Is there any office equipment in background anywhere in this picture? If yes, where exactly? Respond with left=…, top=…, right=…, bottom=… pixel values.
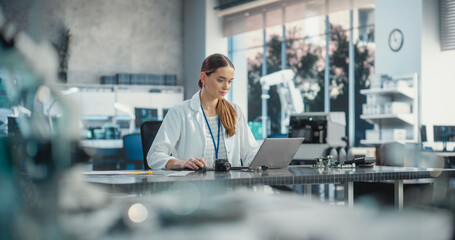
left=145, top=74, right=163, bottom=85
left=113, top=102, right=135, bottom=134
left=100, top=73, right=177, bottom=86
left=135, top=108, right=158, bottom=129
left=344, top=157, right=376, bottom=167
left=420, top=125, right=427, bottom=142
left=164, top=74, right=177, bottom=86
left=86, top=127, right=102, bottom=139
left=104, top=124, right=120, bottom=139
left=433, top=125, right=455, bottom=152
left=100, top=75, right=117, bottom=84
left=289, top=112, right=353, bottom=163
left=140, top=121, right=162, bottom=170
left=131, top=74, right=146, bottom=85
left=116, top=73, right=131, bottom=85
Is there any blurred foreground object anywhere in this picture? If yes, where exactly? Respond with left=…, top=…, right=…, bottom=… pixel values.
left=0, top=7, right=86, bottom=239
left=57, top=187, right=453, bottom=240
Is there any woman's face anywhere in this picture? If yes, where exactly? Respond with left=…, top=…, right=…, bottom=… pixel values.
left=201, top=66, right=234, bottom=100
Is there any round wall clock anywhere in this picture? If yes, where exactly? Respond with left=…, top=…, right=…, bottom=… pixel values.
left=388, top=28, right=404, bottom=52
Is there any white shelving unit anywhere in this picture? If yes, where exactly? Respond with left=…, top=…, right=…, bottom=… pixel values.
left=360, top=73, right=420, bottom=145
left=49, top=83, right=184, bottom=118
left=46, top=83, right=184, bottom=136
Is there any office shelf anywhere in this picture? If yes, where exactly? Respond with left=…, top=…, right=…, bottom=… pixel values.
left=360, top=139, right=412, bottom=145
left=62, top=83, right=183, bottom=93
left=48, top=83, right=184, bottom=118
left=360, top=113, right=415, bottom=125
left=359, top=87, right=414, bottom=99
left=360, top=73, right=420, bottom=146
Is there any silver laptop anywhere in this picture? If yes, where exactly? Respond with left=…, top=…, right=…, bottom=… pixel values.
left=246, top=138, right=304, bottom=169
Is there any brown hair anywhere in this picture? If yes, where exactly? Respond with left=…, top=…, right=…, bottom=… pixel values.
left=198, top=53, right=237, bottom=137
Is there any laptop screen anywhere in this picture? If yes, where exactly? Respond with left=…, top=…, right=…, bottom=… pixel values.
left=248, top=138, right=304, bottom=169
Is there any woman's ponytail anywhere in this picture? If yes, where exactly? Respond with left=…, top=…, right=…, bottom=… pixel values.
left=216, top=98, right=237, bottom=137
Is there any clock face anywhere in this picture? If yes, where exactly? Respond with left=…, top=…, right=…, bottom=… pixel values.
left=389, top=29, right=404, bottom=52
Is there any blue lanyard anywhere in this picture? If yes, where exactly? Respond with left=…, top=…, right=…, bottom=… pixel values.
left=201, top=105, right=220, bottom=159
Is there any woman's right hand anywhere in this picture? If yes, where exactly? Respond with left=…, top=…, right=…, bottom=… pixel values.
left=180, top=157, right=207, bottom=170
left=166, top=158, right=207, bottom=170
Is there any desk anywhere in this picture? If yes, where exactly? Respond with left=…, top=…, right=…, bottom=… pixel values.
left=59, top=186, right=453, bottom=240
left=84, top=166, right=455, bottom=209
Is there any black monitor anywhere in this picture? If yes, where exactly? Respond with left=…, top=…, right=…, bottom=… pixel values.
left=420, top=125, right=427, bottom=142
left=433, top=125, right=455, bottom=151
left=134, top=108, right=159, bottom=128
left=433, top=125, right=455, bottom=142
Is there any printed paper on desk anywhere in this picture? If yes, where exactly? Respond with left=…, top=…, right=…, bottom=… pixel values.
left=83, top=170, right=154, bottom=175
left=167, top=171, right=193, bottom=177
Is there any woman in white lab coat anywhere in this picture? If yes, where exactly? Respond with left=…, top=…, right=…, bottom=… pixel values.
left=147, top=53, right=259, bottom=170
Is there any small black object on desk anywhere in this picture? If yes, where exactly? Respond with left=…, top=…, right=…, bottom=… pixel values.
left=344, top=157, right=376, bottom=168
left=215, top=159, right=231, bottom=172
left=183, top=166, right=207, bottom=173
left=197, top=166, right=207, bottom=173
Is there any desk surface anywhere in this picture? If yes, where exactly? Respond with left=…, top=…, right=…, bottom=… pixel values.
left=76, top=166, right=455, bottom=239
left=83, top=166, right=455, bottom=192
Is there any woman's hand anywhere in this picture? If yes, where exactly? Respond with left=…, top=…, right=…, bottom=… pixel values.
left=165, top=158, right=207, bottom=170
left=181, top=157, right=207, bottom=170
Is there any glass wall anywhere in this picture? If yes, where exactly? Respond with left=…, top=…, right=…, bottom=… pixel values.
left=285, top=16, right=326, bottom=113
left=352, top=8, right=375, bottom=145
left=232, top=8, right=375, bottom=145
left=245, top=30, right=264, bottom=139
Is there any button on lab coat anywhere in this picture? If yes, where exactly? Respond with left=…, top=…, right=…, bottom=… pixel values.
left=147, top=91, right=259, bottom=169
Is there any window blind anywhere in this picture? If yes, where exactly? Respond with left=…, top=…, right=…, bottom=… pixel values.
left=441, top=0, right=455, bottom=51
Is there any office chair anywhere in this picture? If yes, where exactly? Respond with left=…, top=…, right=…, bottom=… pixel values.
left=122, top=133, right=144, bottom=170
left=140, top=120, right=162, bottom=170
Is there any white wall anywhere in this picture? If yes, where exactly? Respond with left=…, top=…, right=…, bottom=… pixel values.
left=183, top=0, right=206, bottom=99
left=0, top=0, right=184, bottom=85
left=375, top=0, right=422, bottom=76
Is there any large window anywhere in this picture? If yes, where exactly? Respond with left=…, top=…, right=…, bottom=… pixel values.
left=286, top=16, right=326, bottom=113
left=232, top=8, right=375, bottom=145
left=245, top=29, right=264, bottom=136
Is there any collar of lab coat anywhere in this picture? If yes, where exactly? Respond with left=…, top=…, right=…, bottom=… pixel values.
left=189, top=90, right=202, bottom=112
left=189, top=91, right=206, bottom=137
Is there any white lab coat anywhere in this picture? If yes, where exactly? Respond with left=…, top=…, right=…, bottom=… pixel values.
left=147, top=91, right=259, bottom=169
